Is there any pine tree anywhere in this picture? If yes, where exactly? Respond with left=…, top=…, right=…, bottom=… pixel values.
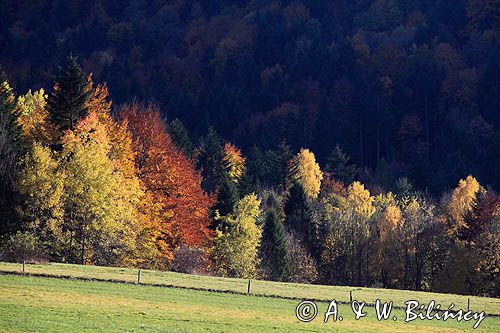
left=326, top=144, right=358, bottom=185
left=262, top=210, right=291, bottom=281
left=48, top=56, right=91, bottom=132
left=167, top=118, right=193, bottom=159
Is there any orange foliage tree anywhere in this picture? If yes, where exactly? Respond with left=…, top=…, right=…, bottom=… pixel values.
left=119, top=102, right=214, bottom=253
left=85, top=83, right=165, bottom=267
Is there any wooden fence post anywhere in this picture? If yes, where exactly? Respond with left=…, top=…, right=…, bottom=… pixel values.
left=247, top=280, right=251, bottom=294
left=349, top=290, right=353, bottom=304
left=138, top=270, right=141, bottom=284
left=22, top=260, right=25, bottom=273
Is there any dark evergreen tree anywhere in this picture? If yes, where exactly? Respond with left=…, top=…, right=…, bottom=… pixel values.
left=167, top=118, right=193, bottom=159
left=245, top=146, right=265, bottom=189
left=326, top=144, right=358, bottom=184
left=0, top=65, right=7, bottom=84
left=47, top=56, right=91, bottom=131
left=284, top=182, right=318, bottom=257
left=196, top=127, right=225, bottom=194
left=214, top=174, right=240, bottom=217
left=0, top=77, right=23, bottom=235
left=261, top=210, right=291, bottom=281
left=264, top=140, right=293, bottom=190
left=238, top=168, right=259, bottom=196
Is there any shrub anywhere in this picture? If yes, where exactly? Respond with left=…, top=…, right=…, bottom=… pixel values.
left=0, top=231, right=45, bottom=263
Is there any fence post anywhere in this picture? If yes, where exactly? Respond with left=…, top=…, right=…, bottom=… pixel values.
left=349, top=290, right=353, bottom=304
left=468, top=298, right=470, bottom=311
left=137, top=270, right=141, bottom=284
left=22, top=260, right=25, bottom=273
left=247, top=279, right=251, bottom=294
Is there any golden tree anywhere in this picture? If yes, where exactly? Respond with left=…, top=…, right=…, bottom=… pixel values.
left=289, top=148, right=323, bottom=199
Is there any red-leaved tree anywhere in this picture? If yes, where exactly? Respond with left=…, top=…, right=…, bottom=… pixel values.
left=119, top=102, right=214, bottom=253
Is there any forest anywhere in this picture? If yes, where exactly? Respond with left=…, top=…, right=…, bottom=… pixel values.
left=0, top=0, right=499, bottom=297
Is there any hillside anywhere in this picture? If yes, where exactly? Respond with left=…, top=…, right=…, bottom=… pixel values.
left=2, top=0, right=500, bottom=191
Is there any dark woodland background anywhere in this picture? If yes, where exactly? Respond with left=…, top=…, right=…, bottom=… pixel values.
left=2, top=0, right=500, bottom=194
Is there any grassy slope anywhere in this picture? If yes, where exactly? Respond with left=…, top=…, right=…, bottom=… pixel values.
left=0, top=262, right=498, bottom=315
left=0, top=274, right=498, bottom=332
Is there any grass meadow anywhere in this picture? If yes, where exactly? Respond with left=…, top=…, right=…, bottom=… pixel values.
left=0, top=262, right=498, bottom=332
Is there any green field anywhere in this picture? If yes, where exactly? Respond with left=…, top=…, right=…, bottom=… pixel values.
left=0, top=262, right=499, bottom=332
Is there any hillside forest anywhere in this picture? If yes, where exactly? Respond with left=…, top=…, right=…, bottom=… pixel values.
left=0, top=0, right=499, bottom=297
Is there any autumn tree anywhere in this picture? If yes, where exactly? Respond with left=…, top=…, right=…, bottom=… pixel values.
left=320, top=182, right=375, bottom=286
left=213, top=193, right=262, bottom=278
left=120, top=102, right=214, bottom=257
left=48, top=56, right=91, bottom=132
left=286, top=231, right=318, bottom=283
left=223, top=143, right=246, bottom=183
left=59, top=113, right=141, bottom=265
left=16, top=89, right=54, bottom=145
left=461, top=190, right=500, bottom=241
left=370, top=192, right=402, bottom=287
left=289, top=148, right=323, bottom=199
left=86, top=84, right=162, bottom=268
left=16, top=143, right=64, bottom=258
left=444, top=175, right=482, bottom=237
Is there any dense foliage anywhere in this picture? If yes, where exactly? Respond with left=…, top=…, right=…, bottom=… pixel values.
left=0, top=2, right=499, bottom=297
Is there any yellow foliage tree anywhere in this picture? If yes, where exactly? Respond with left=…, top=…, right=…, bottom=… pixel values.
left=373, top=192, right=402, bottom=239
left=85, top=84, right=163, bottom=267
left=289, top=148, right=323, bottom=199
left=16, top=143, right=65, bottom=252
left=446, top=175, right=482, bottom=236
left=223, top=142, right=246, bottom=183
left=213, top=193, right=262, bottom=278
left=16, top=89, right=56, bottom=145
left=60, top=113, right=142, bottom=266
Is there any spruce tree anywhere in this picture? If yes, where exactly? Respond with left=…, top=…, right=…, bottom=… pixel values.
left=264, top=140, right=292, bottom=189
left=48, top=56, right=91, bottom=132
left=245, top=146, right=265, bottom=189
left=326, top=144, right=357, bottom=185
left=197, top=127, right=225, bottom=194
left=214, top=174, right=240, bottom=218
left=262, top=210, right=291, bottom=281
left=167, top=118, right=193, bottom=159
left=0, top=78, right=23, bottom=235
left=284, top=182, right=318, bottom=256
